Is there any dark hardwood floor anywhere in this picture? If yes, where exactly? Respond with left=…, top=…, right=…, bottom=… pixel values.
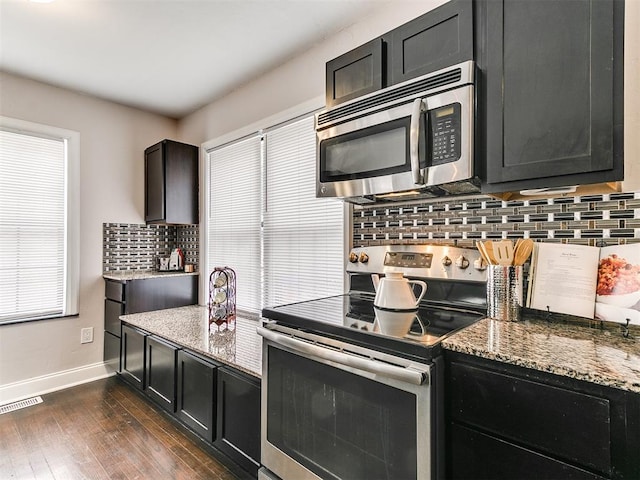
left=0, top=376, right=250, bottom=480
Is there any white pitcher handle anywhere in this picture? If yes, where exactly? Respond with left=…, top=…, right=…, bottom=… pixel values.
left=409, top=280, right=427, bottom=306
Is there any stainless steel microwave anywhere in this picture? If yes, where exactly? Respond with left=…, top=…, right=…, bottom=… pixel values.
left=316, top=61, right=479, bottom=203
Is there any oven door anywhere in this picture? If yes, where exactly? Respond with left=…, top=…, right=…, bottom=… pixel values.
left=316, top=84, right=473, bottom=199
left=258, top=324, right=434, bottom=480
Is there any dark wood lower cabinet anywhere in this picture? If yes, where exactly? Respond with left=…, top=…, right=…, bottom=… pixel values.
left=215, top=367, right=261, bottom=477
left=119, top=322, right=260, bottom=477
left=445, top=351, right=640, bottom=480
left=145, top=335, right=179, bottom=413
left=450, top=423, right=606, bottom=480
left=121, top=325, right=147, bottom=390
left=104, top=331, right=121, bottom=373
left=177, top=349, right=219, bottom=443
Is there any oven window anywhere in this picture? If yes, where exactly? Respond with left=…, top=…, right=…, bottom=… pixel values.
left=266, top=346, right=418, bottom=480
left=320, top=117, right=414, bottom=182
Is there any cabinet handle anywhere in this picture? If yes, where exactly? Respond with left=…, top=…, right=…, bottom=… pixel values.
left=258, top=325, right=428, bottom=386
left=410, top=98, right=426, bottom=185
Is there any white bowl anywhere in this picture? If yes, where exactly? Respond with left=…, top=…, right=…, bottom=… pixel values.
left=596, top=290, right=640, bottom=309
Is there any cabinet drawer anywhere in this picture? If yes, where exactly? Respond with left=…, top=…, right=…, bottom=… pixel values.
left=449, top=423, right=606, bottom=480
left=105, top=280, right=125, bottom=302
left=325, top=38, right=383, bottom=107
left=449, top=361, right=612, bottom=476
left=104, top=299, right=124, bottom=336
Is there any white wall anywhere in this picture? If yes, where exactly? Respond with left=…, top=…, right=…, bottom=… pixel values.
left=0, top=72, right=177, bottom=403
left=178, top=0, right=446, bottom=145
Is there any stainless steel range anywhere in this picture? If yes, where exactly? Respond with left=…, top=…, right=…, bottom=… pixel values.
left=258, top=245, right=487, bottom=480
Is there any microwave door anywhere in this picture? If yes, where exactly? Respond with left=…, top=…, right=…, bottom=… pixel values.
left=317, top=103, right=420, bottom=198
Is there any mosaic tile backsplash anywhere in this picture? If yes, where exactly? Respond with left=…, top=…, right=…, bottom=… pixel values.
left=103, top=223, right=199, bottom=272
left=352, top=192, right=640, bottom=248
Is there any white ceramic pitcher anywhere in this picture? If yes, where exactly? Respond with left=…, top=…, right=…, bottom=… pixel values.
left=372, top=272, right=427, bottom=310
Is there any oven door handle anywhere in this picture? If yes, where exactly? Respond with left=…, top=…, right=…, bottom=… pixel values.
left=257, top=326, right=428, bottom=386
left=410, top=97, right=426, bottom=186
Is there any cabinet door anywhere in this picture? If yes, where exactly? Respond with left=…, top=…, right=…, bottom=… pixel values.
left=144, top=142, right=165, bottom=223
left=176, top=350, right=218, bottom=442
left=389, top=0, right=473, bottom=85
left=163, top=140, right=199, bottom=225
left=325, top=38, right=383, bottom=107
left=480, top=0, right=624, bottom=191
left=145, top=335, right=179, bottom=412
left=215, top=367, right=261, bottom=476
left=121, top=324, right=147, bottom=390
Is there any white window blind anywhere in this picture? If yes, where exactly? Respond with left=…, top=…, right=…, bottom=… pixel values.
left=208, top=135, right=262, bottom=315
left=263, top=116, right=345, bottom=307
left=0, top=122, right=79, bottom=324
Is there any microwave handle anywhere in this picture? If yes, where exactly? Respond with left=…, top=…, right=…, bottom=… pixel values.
left=410, top=98, right=426, bottom=185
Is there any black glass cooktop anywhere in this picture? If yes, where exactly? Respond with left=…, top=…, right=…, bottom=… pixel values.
left=262, top=293, right=484, bottom=362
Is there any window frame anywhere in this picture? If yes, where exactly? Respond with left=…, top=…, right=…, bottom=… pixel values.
left=0, top=116, right=80, bottom=325
left=200, top=107, right=349, bottom=314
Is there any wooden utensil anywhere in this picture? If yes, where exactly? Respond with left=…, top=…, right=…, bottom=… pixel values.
left=476, top=241, right=491, bottom=265
left=483, top=240, right=498, bottom=265
left=513, top=239, right=534, bottom=265
left=494, top=240, right=514, bottom=266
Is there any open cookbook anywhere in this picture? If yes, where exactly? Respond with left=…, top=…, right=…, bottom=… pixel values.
left=526, top=242, right=640, bottom=325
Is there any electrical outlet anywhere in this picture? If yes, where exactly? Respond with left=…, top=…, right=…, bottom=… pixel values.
left=80, top=327, right=94, bottom=344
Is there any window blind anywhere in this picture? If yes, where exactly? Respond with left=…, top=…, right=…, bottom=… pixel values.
left=0, top=130, right=67, bottom=322
left=263, top=116, right=345, bottom=307
left=208, top=135, right=262, bottom=315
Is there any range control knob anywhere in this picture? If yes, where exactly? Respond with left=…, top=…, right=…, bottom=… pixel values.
left=359, top=252, right=369, bottom=263
left=473, top=258, right=487, bottom=271
left=348, top=251, right=358, bottom=263
left=442, top=256, right=452, bottom=267
left=455, top=255, right=470, bottom=269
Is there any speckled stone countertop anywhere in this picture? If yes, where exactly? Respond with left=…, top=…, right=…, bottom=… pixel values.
left=104, top=270, right=200, bottom=281
left=442, top=314, right=640, bottom=394
left=120, top=305, right=261, bottom=378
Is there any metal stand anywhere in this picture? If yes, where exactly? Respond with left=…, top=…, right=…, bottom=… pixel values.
left=208, top=267, right=236, bottom=331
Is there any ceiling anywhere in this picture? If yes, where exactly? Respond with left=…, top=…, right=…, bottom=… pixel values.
left=0, top=0, right=398, bottom=119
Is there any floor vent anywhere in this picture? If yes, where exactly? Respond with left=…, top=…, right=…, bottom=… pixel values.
left=0, top=396, right=43, bottom=415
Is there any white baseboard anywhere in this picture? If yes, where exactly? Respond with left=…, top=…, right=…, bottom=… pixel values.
left=0, top=362, right=114, bottom=405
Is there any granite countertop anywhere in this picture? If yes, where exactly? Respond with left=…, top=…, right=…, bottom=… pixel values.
left=442, top=314, right=640, bottom=394
left=120, top=305, right=261, bottom=378
left=104, top=270, right=200, bottom=281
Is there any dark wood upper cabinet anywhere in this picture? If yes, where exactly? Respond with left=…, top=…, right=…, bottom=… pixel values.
left=388, top=0, right=473, bottom=85
left=145, top=139, right=198, bottom=225
left=325, top=0, right=473, bottom=108
left=325, top=38, right=383, bottom=108
left=479, top=0, right=625, bottom=194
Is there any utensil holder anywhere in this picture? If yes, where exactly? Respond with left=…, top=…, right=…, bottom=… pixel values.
left=487, top=265, right=523, bottom=321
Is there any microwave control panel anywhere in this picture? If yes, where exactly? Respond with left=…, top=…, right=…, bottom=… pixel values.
left=429, top=102, right=461, bottom=166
